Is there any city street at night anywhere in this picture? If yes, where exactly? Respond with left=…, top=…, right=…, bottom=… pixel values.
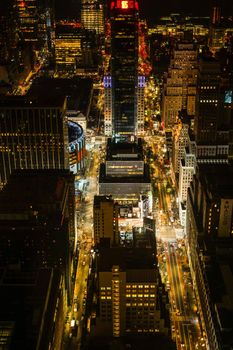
left=0, top=1, right=233, bottom=349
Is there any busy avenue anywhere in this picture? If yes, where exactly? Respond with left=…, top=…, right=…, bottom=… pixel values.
left=62, top=143, right=103, bottom=349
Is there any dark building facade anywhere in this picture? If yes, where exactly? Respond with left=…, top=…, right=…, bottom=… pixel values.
left=194, top=57, right=221, bottom=145
left=16, top=0, right=39, bottom=43
left=93, top=195, right=119, bottom=245
left=0, top=0, right=18, bottom=64
left=186, top=164, right=233, bottom=350
left=0, top=268, right=64, bottom=350
left=110, top=0, right=139, bottom=138
left=194, top=57, right=232, bottom=144
left=0, top=96, right=69, bottom=189
left=0, top=169, right=76, bottom=303
left=193, top=56, right=233, bottom=162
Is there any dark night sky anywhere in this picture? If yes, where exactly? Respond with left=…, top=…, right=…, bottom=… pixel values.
left=140, top=0, right=233, bottom=22
left=53, top=0, right=233, bottom=22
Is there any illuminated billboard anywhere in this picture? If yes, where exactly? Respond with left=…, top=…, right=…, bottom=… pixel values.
left=225, top=90, right=232, bottom=104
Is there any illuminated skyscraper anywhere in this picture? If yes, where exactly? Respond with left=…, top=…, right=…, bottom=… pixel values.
left=110, top=0, right=139, bottom=139
left=162, top=42, right=197, bottom=130
left=55, top=23, right=82, bottom=71
left=16, top=0, right=39, bottom=42
left=104, top=75, right=113, bottom=136
left=136, top=75, right=146, bottom=135
left=81, top=0, right=104, bottom=35
left=211, top=5, right=221, bottom=25
left=209, top=2, right=224, bottom=52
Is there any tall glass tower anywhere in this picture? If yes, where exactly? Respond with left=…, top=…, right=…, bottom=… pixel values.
left=110, top=0, right=139, bottom=139
left=81, top=0, right=104, bottom=35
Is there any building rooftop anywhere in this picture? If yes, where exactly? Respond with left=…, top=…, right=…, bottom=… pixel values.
left=68, top=120, right=84, bottom=143
left=87, top=334, right=176, bottom=350
left=106, top=138, right=144, bottom=161
left=55, top=23, right=82, bottom=36
left=94, top=195, right=114, bottom=207
left=0, top=169, right=74, bottom=214
left=28, top=77, right=93, bottom=113
left=198, top=164, right=233, bottom=198
left=99, top=164, right=151, bottom=184
left=0, top=94, right=66, bottom=109
left=98, top=246, right=156, bottom=275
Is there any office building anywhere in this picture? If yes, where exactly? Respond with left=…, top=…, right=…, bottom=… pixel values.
left=16, top=0, right=39, bottom=43
left=81, top=0, right=104, bottom=35
left=110, top=0, right=139, bottom=138
left=211, top=5, right=221, bottom=26
left=171, top=113, right=196, bottom=227
left=0, top=0, right=18, bottom=64
left=194, top=57, right=221, bottom=145
left=55, top=23, right=83, bottom=71
left=209, top=3, right=224, bottom=53
left=136, top=76, right=146, bottom=135
left=99, top=163, right=151, bottom=200
left=0, top=96, right=69, bottom=189
left=187, top=164, right=233, bottom=239
left=148, top=14, right=210, bottom=39
left=94, top=231, right=170, bottom=338
left=0, top=1, right=21, bottom=90
left=0, top=169, right=76, bottom=303
left=37, top=3, right=55, bottom=56
left=175, top=68, right=232, bottom=225
left=194, top=57, right=231, bottom=163
left=99, top=139, right=151, bottom=201
left=93, top=195, right=148, bottom=247
left=104, top=75, right=113, bottom=136
left=162, top=42, right=197, bottom=130
left=178, top=140, right=196, bottom=204
left=93, top=196, right=119, bottom=246
left=172, top=113, right=191, bottom=177
left=28, top=77, right=93, bottom=119
left=178, top=146, right=196, bottom=227
left=186, top=164, right=233, bottom=350
left=105, top=138, right=144, bottom=177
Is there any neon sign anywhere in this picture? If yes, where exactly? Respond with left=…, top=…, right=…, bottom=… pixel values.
left=114, top=0, right=138, bottom=10
left=121, top=1, right=129, bottom=8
